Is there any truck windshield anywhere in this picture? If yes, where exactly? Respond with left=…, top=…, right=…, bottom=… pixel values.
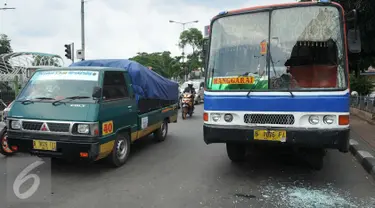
left=206, top=5, right=346, bottom=91
left=17, top=70, right=99, bottom=102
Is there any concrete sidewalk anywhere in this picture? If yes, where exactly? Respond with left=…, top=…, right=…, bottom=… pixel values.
left=349, top=115, right=375, bottom=180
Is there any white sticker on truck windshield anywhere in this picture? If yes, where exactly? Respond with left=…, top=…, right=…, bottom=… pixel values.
left=141, top=117, right=148, bottom=129
left=33, top=71, right=99, bottom=81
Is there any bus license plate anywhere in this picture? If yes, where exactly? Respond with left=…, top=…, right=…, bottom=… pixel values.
left=33, top=140, right=57, bottom=151
left=253, top=130, right=286, bottom=142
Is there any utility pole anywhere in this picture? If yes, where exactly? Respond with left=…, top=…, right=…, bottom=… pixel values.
left=81, top=0, right=85, bottom=61
left=169, top=20, right=199, bottom=82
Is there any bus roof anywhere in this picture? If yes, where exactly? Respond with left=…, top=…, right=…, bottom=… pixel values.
left=221, top=1, right=341, bottom=16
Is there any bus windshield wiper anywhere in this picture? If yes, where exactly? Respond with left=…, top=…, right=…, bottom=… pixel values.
left=246, top=88, right=253, bottom=97
left=286, top=87, right=294, bottom=97
left=52, top=96, right=90, bottom=106
left=20, top=97, right=55, bottom=105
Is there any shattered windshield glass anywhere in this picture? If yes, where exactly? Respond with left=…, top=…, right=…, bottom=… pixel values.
left=206, top=6, right=346, bottom=91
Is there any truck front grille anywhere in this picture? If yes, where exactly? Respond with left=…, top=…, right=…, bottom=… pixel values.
left=22, top=121, right=70, bottom=132
left=22, top=121, right=43, bottom=130
left=47, top=123, right=70, bottom=132
left=244, top=114, right=295, bottom=125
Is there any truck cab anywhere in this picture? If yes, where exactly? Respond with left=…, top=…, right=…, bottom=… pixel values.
left=6, top=64, right=178, bottom=167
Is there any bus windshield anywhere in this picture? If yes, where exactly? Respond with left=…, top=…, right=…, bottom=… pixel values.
left=206, top=5, right=346, bottom=91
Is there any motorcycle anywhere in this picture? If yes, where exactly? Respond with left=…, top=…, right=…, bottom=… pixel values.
left=0, top=100, right=15, bottom=156
left=181, top=92, right=194, bottom=119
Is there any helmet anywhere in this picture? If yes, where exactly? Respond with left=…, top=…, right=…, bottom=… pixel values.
left=186, top=81, right=193, bottom=87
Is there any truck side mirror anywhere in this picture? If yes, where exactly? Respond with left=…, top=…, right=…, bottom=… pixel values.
left=92, top=86, right=102, bottom=99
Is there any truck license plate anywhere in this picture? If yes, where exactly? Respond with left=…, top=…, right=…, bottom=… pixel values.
left=33, top=140, right=57, bottom=151
left=253, top=130, right=286, bottom=142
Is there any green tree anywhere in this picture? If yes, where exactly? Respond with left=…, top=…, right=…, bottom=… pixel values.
left=178, top=28, right=204, bottom=76
left=350, top=73, right=374, bottom=95
left=179, top=28, right=203, bottom=54
left=129, top=51, right=182, bottom=79
left=32, top=55, right=62, bottom=67
left=0, top=34, right=12, bottom=54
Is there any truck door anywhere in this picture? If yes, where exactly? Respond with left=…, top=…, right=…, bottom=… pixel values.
left=99, top=71, right=137, bottom=137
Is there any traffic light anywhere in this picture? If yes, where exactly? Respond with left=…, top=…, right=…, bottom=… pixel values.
left=64, top=44, right=72, bottom=60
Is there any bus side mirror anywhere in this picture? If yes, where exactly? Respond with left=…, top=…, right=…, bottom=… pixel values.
left=92, top=86, right=102, bottom=99
left=345, top=9, right=361, bottom=53
left=347, top=29, right=361, bottom=53
left=202, top=38, right=209, bottom=58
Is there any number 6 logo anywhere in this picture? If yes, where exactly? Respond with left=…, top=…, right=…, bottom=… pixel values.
left=13, top=160, right=45, bottom=199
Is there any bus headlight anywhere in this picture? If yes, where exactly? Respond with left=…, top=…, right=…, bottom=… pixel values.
left=308, top=115, right=319, bottom=125
left=323, top=115, right=335, bottom=125
left=211, top=113, right=221, bottom=122
left=224, top=114, right=233, bottom=122
left=11, top=120, right=21, bottom=129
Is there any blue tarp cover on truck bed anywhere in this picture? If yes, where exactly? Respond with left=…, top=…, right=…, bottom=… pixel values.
left=69, top=59, right=179, bottom=102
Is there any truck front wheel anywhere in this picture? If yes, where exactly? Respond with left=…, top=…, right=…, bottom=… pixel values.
left=108, top=133, right=131, bottom=167
left=226, top=143, right=246, bottom=162
left=0, top=129, right=14, bottom=156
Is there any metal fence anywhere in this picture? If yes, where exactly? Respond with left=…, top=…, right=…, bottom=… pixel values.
left=0, top=91, right=15, bottom=111
left=350, top=96, right=375, bottom=113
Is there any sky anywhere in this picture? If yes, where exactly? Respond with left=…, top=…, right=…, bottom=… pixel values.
left=0, top=0, right=292, bottom=66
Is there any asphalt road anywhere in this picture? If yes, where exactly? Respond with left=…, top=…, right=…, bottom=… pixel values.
left=1, top=104, right=375, bottom=208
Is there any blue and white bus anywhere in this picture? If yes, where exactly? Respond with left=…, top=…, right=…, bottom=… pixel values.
left=203, top=0, right=361, bottom=169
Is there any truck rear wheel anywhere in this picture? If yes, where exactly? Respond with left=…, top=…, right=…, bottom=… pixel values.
left=108, top=133, right=131, bottom=167
left=226, top=143, right=246, bottom=162
left=154, top=120, right=168, bottom=142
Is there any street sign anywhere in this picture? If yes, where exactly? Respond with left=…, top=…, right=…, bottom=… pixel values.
left=77, top=49, right=85, bottom=60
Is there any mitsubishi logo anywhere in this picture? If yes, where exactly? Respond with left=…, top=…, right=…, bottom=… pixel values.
left=40, top=123, right=49, bottom=131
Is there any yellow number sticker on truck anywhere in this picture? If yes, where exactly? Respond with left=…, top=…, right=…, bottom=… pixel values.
left=102, top=120, right=113, bottom=136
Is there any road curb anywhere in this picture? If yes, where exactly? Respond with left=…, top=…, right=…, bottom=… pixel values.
left=349, top=139, right=375, bottom=180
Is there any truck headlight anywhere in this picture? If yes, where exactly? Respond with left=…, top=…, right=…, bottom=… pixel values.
left=211, top=113, right=221, bottom=122
left=308, top=115, right=319, bottom=125
left=77, top=124, right=89, bottom=134
left=11, top=120, right=21, bottom=129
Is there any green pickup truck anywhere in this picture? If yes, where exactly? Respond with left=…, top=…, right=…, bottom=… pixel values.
left=6, top=59, right=178, bottom=167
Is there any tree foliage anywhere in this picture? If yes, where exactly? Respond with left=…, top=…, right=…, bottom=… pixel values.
left=179, top=28, right=204, bottom=75
left=129, top=51, right=182, bottom=79
left=130, top=28, right=205, bottom=81
left=179, top=28, right=203, bottom=54
left=32, top=55, right=62, bottom=67
left=0, top=34, right=13, bottom=55
left=350, top=73, right=374, bottom=95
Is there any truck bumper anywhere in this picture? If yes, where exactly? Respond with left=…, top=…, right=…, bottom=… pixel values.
left=7, top=131, right=100, bottom=161
left=203, top=124, right=350, bottom=153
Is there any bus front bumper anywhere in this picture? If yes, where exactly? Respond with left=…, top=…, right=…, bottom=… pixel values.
left=203, top=124, right=350, bottom=153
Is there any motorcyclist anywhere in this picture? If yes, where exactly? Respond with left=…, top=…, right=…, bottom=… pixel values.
left=183, top=81, right=196, bottom=111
